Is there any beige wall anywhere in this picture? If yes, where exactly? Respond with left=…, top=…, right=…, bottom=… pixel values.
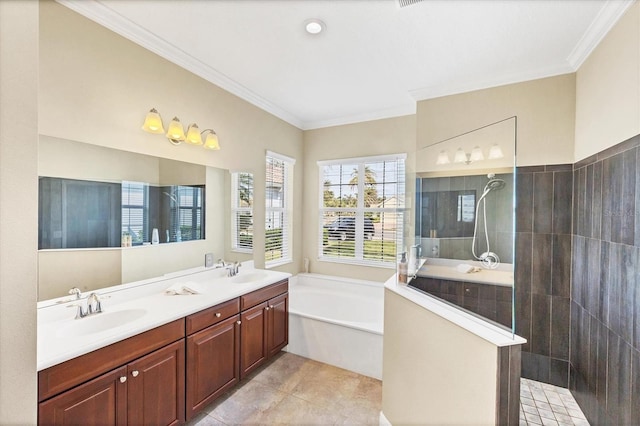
left=0, top=0, right=39, bottom=423
left=417, top=74, right=577, bottom=167
left=382, top=289, right=499, bottom=424
left=302, top=115, right=416, bottom=282
left=38, top=1, right=304, bottom=290
left=575, top=1, right=640, bottom=161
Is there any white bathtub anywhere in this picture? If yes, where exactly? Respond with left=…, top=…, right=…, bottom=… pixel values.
left=286, top=273, right=384, bottom=379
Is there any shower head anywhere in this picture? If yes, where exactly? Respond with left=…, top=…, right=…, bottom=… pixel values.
left=485, top=178, right=506, bottom=191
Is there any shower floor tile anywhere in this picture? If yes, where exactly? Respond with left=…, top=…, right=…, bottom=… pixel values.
left=520, top=378, right=589, bottom=426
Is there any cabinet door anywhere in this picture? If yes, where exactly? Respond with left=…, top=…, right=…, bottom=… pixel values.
left=267, top=293, right=288, bottom=357
left=240, top=302, right=268, bottom=379
left=127, top=340, right=185, bottom=426
left=186, top=315, right=240, bottom=420
left=38, top=366, right=127, bottom=425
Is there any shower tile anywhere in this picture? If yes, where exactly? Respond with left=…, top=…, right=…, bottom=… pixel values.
left=620, top=244, right=636, bottom=345
left=632, top=349, right=640, bottom=424
left=532, top=234, right=552, bottom=296
left=585, top=238, right=601, bottom=316
left=598, top=241, right=610, bottom=325
left=517, top=172, right=534, bottom=233
left=551, top=234, right=571, bottom=298
left=576, top=167, right=586, bottom=237
left=531, top=294, right=551, bottom=357
left=591, top=161, right=603, bottom=240
left=635, top=247, right=640, bottom=350
left=595, top=320, right=608, bottom=409
left=549, top=359, right=569, bottom=388
left=636, top=147, right=640, bottom=247
left=621, top=148, right=636, bottom=246
left=583, top=165, right=594, bottom=238
left=606, top=332, right=621, bottom=426
left=516, top=289, right=532, bottom=352
left=552, top=171, right=573, bottom=235
left=550, top=297, right=570, bottom=361
left=608, top=154, right=624, bottom=244
left=533, top=172, right=553, bottom=234
left=601, top=157, right=613, bottom=242
left=608, top=244, right=622, bottom=336
left=516, top=233, right=533, bottom=293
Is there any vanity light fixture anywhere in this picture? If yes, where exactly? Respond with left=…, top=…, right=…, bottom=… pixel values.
left=488, top=143, right=504, bottom=160
left=142, top=108, right=220, bottom=150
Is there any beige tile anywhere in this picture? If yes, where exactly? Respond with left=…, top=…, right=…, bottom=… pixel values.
left=250, top=393, right=349, bottom=425
left=206, top=380, right=288, bottom=424
left=248, top=352, right=316, bottom=393
left=186, top=411, right=228, bottom=426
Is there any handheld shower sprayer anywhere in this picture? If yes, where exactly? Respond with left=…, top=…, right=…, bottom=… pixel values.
left=472, top=173, right=505, bottom=269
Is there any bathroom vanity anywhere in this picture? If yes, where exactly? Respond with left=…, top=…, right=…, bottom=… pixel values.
left=37, top=267, right=289, bottom=425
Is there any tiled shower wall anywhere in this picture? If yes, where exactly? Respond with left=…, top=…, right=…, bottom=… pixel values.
left=570, top=135, right=640, bottom=425
left=516, top=164, right=573, bottom=387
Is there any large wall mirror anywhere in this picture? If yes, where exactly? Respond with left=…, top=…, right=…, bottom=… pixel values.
left=405, top=117, right=516, bottom=332
left=38, top=136, right=226, bottom=301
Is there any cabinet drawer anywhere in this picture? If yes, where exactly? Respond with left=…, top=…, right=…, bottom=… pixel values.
left=38, top=318, right=185, bottom=402
left=240, top=280, right=288, bottom=311
left=186, top=298, right=240, bottom=335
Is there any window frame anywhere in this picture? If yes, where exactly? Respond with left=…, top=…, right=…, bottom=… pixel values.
left=265, top=151, right=295, bottom=268
left=317, top=153, right=406, bottom=268
left=231, top=171, right=254, bottom=253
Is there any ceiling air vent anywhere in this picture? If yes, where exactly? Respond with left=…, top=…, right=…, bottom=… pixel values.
left=398, top=0, right=426, bottom=8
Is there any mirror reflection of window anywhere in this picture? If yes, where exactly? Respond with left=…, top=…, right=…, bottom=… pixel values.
left=122, top=181, right=148, bottom=245
left=231, top=172, right=253, bottom=252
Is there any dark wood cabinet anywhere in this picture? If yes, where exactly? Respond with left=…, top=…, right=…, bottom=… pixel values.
left=240, top=281, right=289, bottom=379
left=186, top=314, right=240, bottom=421
left=38, top=366, right=128, bottom=425
left=38, top=340, right=185, bottom=426
left=127, top=340, right=185, bottom=426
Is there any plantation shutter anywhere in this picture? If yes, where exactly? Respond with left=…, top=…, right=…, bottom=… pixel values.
left=265, top=151, right=294, bottom=267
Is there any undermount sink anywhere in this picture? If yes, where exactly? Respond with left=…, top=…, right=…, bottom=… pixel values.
left=56, top=309, right=148, bottom=337
left=231, top=271, right=267, bottom=284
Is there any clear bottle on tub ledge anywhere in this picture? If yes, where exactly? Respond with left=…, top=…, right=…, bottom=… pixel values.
left=398, top=251, right=408, bottom=284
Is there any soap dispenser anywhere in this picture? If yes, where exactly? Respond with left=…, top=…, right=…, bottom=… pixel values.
left=398, top=251, right=408, bottom=284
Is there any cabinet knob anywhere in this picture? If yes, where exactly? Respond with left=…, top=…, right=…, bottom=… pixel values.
left=132, top=370, right=139, bottom=377
left=215, top=312, right=221, bottom=318
left=236, top=320, right=241, bottom=325
left=265, top=306, right=270, bottom=311
left=270, top=305, right=274, bottom=309
left=119, top=376, right=127, bottom=383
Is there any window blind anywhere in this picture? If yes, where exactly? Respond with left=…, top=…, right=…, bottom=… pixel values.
left=318, top=154, right=405, bottom=267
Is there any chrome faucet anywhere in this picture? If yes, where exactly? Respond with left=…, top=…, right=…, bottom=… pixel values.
left=215, top=259, right=241, bottom=277
left=67, top=288, right=103, bottom=319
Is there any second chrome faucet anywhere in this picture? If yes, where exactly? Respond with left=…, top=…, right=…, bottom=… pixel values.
left=68, top=288, right=103, bottom=319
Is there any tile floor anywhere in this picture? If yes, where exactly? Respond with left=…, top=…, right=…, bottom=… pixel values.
left=520, top=378, right=589, bottom=426
left=187, top=352, right=382, bottom=425
left=187, top=352, right=588, bottom=426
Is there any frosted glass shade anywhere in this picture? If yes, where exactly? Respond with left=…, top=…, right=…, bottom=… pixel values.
left=203, top=130, right=220, bottom=150
left=166, top=117, right=186, bottom=143
left=185, top=123, right=203, bottom=145
left=454, top=148, right=467, bottom=163
left=436, top=150, right=450, bottom=165
left=141, top=108, right=165, bottom=134
left=488, top=144, right=504, bottom=159
left=470, top=146, right=484, bottom=162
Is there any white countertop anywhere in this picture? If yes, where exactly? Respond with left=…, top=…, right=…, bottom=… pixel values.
left=385, top=275, right=525, bottom=348
left=37, top=265, right=291, bottom=371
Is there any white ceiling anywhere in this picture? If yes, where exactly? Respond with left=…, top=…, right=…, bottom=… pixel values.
left=59, top=0, right=634, bottom=130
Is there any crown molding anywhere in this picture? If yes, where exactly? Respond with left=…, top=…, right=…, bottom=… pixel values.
left=409, top=64, right=574, bottom=102
left=56, top=0, right=305, bottom=130
left=567, top=0, right=636, bottom=70
left=302, top=104, right=416, bottom=130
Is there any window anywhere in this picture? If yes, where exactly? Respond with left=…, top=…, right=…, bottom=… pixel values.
left=265, top=151, right=294, bottom=267
left=122, top=181, right=148, bottom=245
left=318, top=154, right=405, bottom=267
left=171, top=185, right=204, bottom=242
left=231, top=172, right=254, bottom=252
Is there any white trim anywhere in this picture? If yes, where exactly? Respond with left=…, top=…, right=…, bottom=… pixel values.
left=264, top=259, right=293, bottom=269
left=266, top=150, right=296, bottom=165
left=56, top=0, right=304, bottom=129
left=302, top=104, right=416, bottom=131
left=566, top=0, right=635, bottom=69
left=379, top=411, right=392, bottom=426
left=317, top=153, right=407, bottom=167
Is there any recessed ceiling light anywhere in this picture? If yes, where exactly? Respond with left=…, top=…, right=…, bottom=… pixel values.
left=304, top=19, right=325, bottom=35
